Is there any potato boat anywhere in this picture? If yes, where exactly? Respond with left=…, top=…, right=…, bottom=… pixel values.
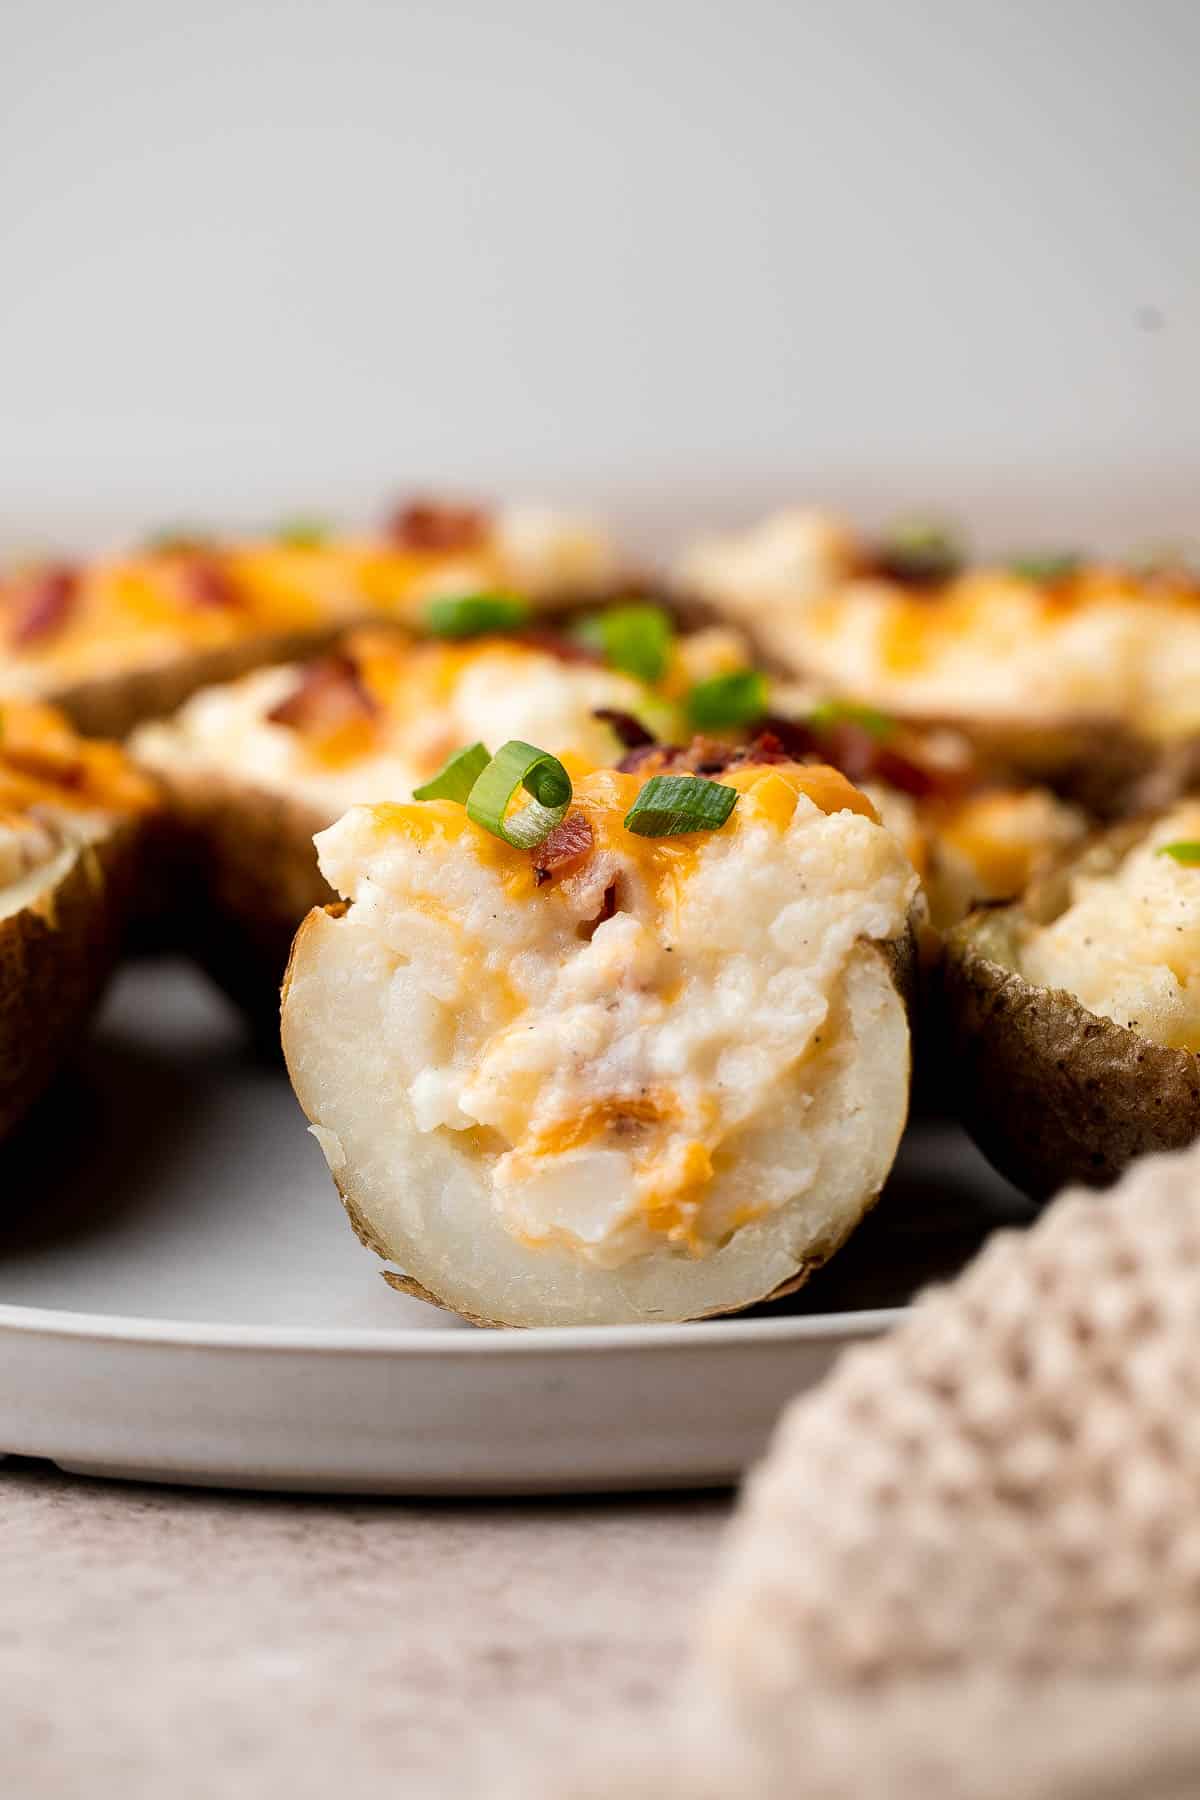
left=676, top=510, right=1200, bottom=817
left=131, top=615, right=749, bottom=1023
left=0, top=498, right=619, bottom=738
left=693, top=702, right=1088, bottom=934
left=282, top=752, right=919, bottom=1326
left=939, top=803, right=1200, bottom=1199
left=0, top=702, right=160, bottom=1142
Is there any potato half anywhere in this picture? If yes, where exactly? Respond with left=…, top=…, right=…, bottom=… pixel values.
left=675, top=510, right=1200, bottom=818
left=0, top=503, right=621, bottom=737
left=0, top=705, right=158, bottom=1142
left=939, top=809, right=1200, bottom=1199
left=282, top=760, right=919, bottom=1326
left=132, top=625, right=748, bottom=1026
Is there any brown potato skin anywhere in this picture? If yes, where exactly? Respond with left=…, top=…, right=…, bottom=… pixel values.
left=151, top=768, right=334, bottom=1040
left=0, top=821, right=142, bottom=1143
left=938, top=903, right=1200, bottom=1201
left=940, top=719, right=1200, bottom=822
left=46, top=627, right=348, bottom=740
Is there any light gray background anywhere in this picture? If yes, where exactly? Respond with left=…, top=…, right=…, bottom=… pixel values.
left=1, top=0, right=1196, bottom=551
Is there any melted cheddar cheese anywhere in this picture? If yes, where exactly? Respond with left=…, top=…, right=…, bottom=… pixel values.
left=315, top=759, right=917, bottom=1266
left=0, top=506, right=617, bottom=697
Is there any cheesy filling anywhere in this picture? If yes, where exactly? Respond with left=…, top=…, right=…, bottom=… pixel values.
left=1020, top=803, right=1200, bottom=1051
left=785, top=570, right=1200, bottom=739
left=310, top=763, right=916, bottom=1269
left=0, top=506, right=617, bottom=694
left=134, top=633, right=687, bottom=813
left=675, top=508, right=860, bottom=622
left=0, top=701, right=156, bottom=915
left=678, top=509, right=1200, bottom=740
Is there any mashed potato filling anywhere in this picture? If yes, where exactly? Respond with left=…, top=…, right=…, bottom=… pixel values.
left=0, top=700, right=155, bottom=913
left=771, top=570, right=1200, bottom=738
left=295, top=763, right=916, bottom=1293
left=675, top=508, right=860, bottom=624
left=1020, top=803, right=1200, bottom=1051
left=0, top=507, right=616, bottom=695
left=133, top=636, right=678, bottom=814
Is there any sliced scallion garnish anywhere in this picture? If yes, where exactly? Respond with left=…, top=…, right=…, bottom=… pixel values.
left=1008, top=551, right=1081, bottom=583
left=808, top=699, right=894, bottom=740
left=277, top=516, right=331, bottom=548
left=875, top=517, right=964, bottom=584
left=623, top=773, right=738, bottom=838
left=575, top=604, right=674, bottom=683
left=686, top=668, right=769, bottom=730
left=426, top=592, right=531, bottom=639
left=466, top=740, right=573, bottom=848
left=1158, top=841, right=1200, bottom=865
left=412, top=742, right=491, bottom=803
left=145, top=527, right=212, bottom=556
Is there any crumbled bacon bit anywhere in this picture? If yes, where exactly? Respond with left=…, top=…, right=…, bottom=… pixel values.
left=615, top=742, right=667, bottom=776
left=615, top=723, right=973, bottom=803
left=183, top=557, right=242, bottom=609
left=387, top=498, right=491, bottom=553
left=2, top=744, right=86, bottom=789
left=616, top=736, right=746, bottom=778
left=512, top=629, right=604, bottom=666
left=267, top=653, right=379, bottom=734
left=531, top=811, right=594, bottom=884
left=7, top=565, right=79, bottom=648
left=592, top=708, right=654, bottom=748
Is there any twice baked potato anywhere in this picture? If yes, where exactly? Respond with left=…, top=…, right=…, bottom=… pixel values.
left=282, top=755, right=919, bottom=1326
left=939, top=803, right=1200, bottom=1198
left=641, top=705, right=1089, bottom=934
left=0, top=702, right=160, bottom=1141
left=132, top=619, right=749, bottom=1023
left=675, top=509, right=1200, bottom=817
left=0, top=498, right=620, bottom=738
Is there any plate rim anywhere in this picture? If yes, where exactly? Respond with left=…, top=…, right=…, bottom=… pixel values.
left=0, top=1299, right=905, bottom=1355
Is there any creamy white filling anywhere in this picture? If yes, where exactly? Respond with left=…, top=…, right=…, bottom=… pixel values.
left=310, top=791, right=916, bottom=1271
left=674, top=508, right=859, bottom=621
left=133, top=647, right=664, bottom=814
left=776, top=584, right=1200, bottom=735
left=1021, top=803, right=1200, bottom=1050
left=493, top=505, right=619, bottom=598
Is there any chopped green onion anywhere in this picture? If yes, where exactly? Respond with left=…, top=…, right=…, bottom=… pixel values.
left=466, top=740, right=573, bottom=848
left=876, top=517, right=964, bottom=584
left=1130, top=542, right=1200, bottom=580
left=623, top=773, right=738, bottom=838
left=412, top=742, right=491, bottom=803
left=426, top=592, right=531, bottom=639
left=1008, top=551, right=1081, bottom=583
left=686, top=668, right=769, bottom=730
left=277, top=516, right=331, bottom=548
left=145, top=527, right=213, bottom=556
left=575, top=604, right=674, bottom=682
left=808, top=699, right=894, bottom=740
left=1158, top=841, right=1200, bottom=865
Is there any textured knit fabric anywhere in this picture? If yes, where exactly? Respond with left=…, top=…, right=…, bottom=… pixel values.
left=516, top=1139, right=1200, bottom=1799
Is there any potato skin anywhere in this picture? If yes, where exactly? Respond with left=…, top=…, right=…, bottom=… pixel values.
left=0, top=822, right=142, bottom=1143
left=938, top=905, right=1200, bottom=1201
left=46, top=627, right=348, bottom=741
left=149, top=767, right=333, bottom=1038
left=942, top=719, right=1200, bottom=822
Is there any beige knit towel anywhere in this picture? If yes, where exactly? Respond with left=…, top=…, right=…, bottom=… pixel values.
left=516, top=1139, right=1200, bottom=1799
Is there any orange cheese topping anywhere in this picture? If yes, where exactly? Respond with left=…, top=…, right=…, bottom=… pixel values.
left=0, top=533, right=515, bottom=688
left=814, top=564, right=1200, bottom=680
left=367, top=758, right=875, bottom=887
left=0, top=700, right=159, bottom=819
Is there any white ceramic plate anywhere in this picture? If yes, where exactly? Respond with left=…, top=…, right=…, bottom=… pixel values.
left=0, top=962, right=1029, bottom=1494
